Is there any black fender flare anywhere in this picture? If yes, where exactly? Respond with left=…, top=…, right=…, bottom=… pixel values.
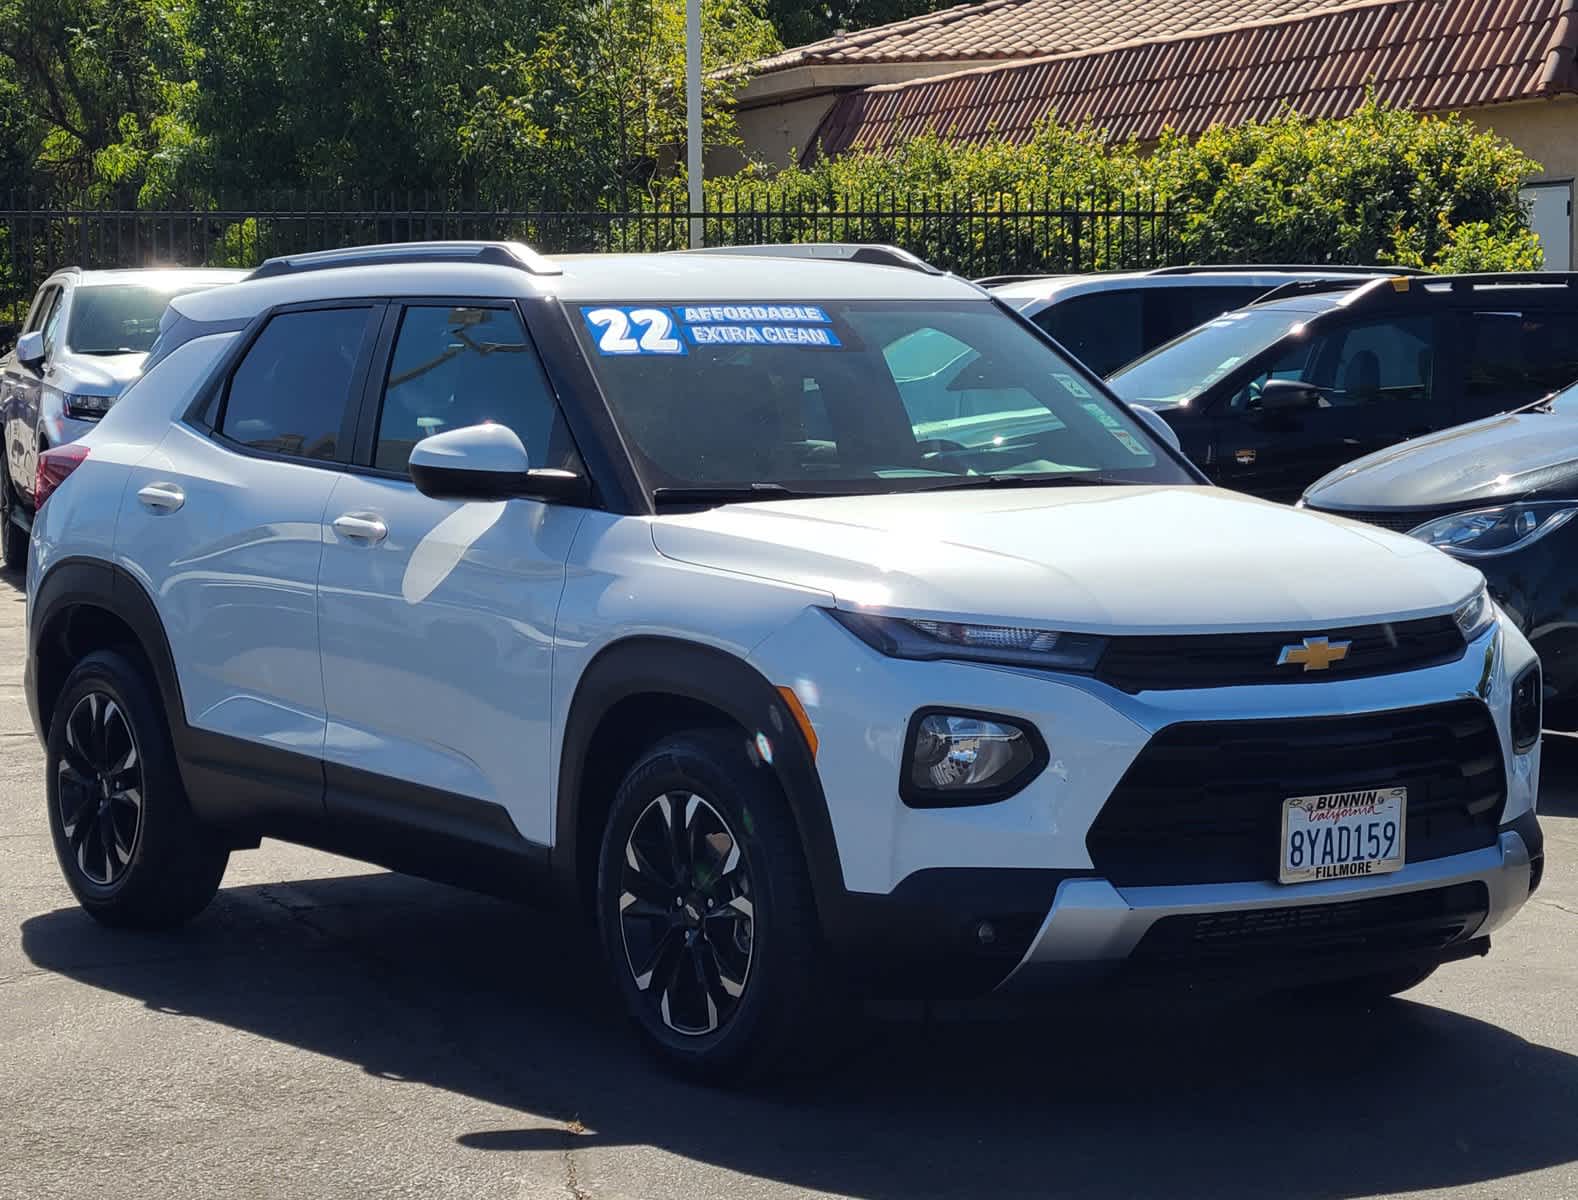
left=552, top=636, right=845, bottom=913
left=28, top=557, right=188, bottom=740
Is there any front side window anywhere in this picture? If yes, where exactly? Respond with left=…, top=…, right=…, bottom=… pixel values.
left=219, top=307, right=374, bottom=461
left=25, top=286, right=60, bottom=334
left=67, top=284, right=214, bottom=356
left=574, top=300, right=1193, bottom=498
left=1226, top=316, right=1434, bottom=411
left=373, top=305, right=572, bottom=473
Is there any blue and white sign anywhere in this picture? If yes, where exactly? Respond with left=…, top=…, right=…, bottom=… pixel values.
left=582, top=302, right=844, bottom=355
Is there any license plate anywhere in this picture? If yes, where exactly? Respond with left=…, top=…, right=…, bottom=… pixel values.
left=1280, top=787, right=1406, bottom=884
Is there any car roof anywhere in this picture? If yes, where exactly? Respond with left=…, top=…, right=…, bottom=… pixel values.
left=171, top=247, right=984, bottom=324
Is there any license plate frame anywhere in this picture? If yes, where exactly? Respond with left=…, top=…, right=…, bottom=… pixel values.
left=1279, top=787, right=1406, bottom=884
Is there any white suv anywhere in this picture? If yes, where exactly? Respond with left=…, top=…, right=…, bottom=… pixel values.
left=24, top=241, right=1544, bottom=1080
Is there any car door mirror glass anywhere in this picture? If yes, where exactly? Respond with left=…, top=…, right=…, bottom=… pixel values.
left=15, top=330, right=45, bottom=369
left=408, top=421, right=589, bottom=505
left=1256, top=378, right=1324, bottom=411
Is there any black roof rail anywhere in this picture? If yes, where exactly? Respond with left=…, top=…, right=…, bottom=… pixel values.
left=1147, top=263, right=1427, bottom=277
left=974, top=273, right=1070, bottom=287
left=1250, top=277, right=1375, bottom=305
left=675, top=243, right=945, bottom=275
left=1438, top=271, right=1578, bottom=290
left=247, top=240, right=561, bottom=280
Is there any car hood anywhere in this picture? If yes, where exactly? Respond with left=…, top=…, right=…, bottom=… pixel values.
left=651, top=486, right=1480, bottom=634
left=51, top=352, right=147, bottom=394
left=1304, top=408, right=1578, bottom=510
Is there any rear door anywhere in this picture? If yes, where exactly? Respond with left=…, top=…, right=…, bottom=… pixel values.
left=119, top=301, right=381, bottom=818
left=315, top=299, right=586, bottom=847
left=1206, top=313, right=1438, bottom=500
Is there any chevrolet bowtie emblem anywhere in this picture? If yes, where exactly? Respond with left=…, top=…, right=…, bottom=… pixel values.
left=1277, top=636, right=1352, bottom=671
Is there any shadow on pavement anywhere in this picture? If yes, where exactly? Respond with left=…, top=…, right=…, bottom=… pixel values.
left=21, top=860, right=1578, bottom=1200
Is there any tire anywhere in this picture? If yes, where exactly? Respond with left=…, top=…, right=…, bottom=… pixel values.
left=46, top=649, right=228, bottom=928
left=0, top=469, right=28, bottom=571
left=595, top=728, right=844, bottom=1082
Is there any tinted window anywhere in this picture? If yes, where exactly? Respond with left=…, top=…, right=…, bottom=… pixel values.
left=24, top=286, right=59, bottom=333
left=1464, top=310, right=1578, bottom=409
left=575, top=300, right=1193, bottom=493
left=41, top=289, right=67, bottom=354
left=67, top=284, right=212, bottom=355
left=1035, top=290, right=1143, bottom=376
left=374, top=305, right=571, bottom=474
left=219, top=307, right=372, bottom=461
left=1227, top=316, right=1433, bottom=411
left=1145, top=286, right=1264, bottom=351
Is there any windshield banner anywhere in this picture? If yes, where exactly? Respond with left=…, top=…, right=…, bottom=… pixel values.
left=582, top=304, right=843, bottom=355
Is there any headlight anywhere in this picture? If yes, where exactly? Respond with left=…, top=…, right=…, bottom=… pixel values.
left=1453, top=586, right=1496, bottom=643
left=1409, top=503, right=1578, bottom=558
left=903, top=710, right=1045, bottom=807
left=61, top=391, right=115, bottom=420
left=828, top=609, right=1107, bottom=672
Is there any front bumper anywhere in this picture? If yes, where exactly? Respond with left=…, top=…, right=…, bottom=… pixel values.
left=999, top=820, right=1538, bottom=992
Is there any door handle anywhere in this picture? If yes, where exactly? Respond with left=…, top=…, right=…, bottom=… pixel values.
left=332, top=512, right=388, bottom=544
left=136, top=482, right=185, bottom=513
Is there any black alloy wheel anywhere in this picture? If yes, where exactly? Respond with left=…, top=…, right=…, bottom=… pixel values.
left=56, top=691, right=144, bottom=886
left=618, top=791, right=754, bottom=1036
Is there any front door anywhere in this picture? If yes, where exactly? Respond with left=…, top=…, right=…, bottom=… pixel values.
left=1207, top=314, right=1436, bottom=500
left=316, top=301, right=586, bottom=846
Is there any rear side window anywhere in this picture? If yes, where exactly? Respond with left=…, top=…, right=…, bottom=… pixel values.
left=373, top=304, right=572, bottom=473
left=1145, top=286, right=1263, bottom=351
left=219, top=307, right=373, bottom=461
left=1463, top=310, right=1578, bottom=409
left=1034, top=291, right=1143, bottom=376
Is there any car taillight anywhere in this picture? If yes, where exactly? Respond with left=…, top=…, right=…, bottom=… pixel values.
left=35, top=444, right=90, bottom=509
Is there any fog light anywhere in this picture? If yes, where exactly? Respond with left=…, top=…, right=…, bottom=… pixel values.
left=902, top=710, right=1045, bottom=807
left=1511, top=663, right=1541, bottom=752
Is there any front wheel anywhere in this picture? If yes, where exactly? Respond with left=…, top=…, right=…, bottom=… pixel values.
left=0, top=468, right=28, bottom=571
left=596, top=729, right=843, bottom=1082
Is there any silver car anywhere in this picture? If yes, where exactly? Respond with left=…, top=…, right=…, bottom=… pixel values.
left=0, top=267, right=247, bottom=566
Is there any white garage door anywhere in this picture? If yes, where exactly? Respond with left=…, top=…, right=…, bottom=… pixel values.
left=1522, top=182, right=1573, bottom=271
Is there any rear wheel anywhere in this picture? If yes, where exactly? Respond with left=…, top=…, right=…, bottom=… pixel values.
left=46, top=650, right=228, bottom=927
left=596, top=729, right=843, bottom=1082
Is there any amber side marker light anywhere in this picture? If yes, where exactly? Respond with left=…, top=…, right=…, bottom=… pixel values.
left=776, top=685, right=818, bottom=759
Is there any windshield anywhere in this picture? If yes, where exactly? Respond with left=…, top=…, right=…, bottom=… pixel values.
left=1108, top=307, right=1312, bottom=407
left=67, top=284, right=212, bottom=355
left=574, top=300, right=1195, bottom=499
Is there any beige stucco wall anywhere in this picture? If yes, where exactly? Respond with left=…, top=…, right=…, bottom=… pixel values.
left=1466, top=96, right=1578, bottom=268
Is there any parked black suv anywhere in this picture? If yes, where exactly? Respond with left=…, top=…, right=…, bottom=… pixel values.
left=987, top=265, right=1406, bottom=376
left=1107, top=274, right=1578, bottom=501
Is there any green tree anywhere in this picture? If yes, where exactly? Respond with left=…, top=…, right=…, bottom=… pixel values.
left=765, top=0, right=947, bottom=47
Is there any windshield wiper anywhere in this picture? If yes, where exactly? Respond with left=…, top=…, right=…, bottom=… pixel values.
left=652, top=483, right=833, bottom=507
left=915, top=472, right=1129, bottom=491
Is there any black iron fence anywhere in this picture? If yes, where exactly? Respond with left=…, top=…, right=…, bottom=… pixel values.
left=0, top=190, right=1181, bottom=321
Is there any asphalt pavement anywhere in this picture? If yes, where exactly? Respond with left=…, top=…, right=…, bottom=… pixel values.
left=3, top=564, right=1576, bottom=1200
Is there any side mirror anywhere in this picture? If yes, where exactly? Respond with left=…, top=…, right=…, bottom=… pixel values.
left=1129, top=404, right=1182, bottom=453
left=1257, top=378, right=1324, bottom=412
left=408, top=422, right=589, bottom=504
left=15, top=330, right=45, bottom=370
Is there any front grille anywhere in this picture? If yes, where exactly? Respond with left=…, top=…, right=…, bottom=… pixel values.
left=1131, top=882, right=1489, bottom=965
left=1087, top=701, right=1505, bottom=887
left=1305, top=504, right=1454, bottom=534
left=1095, top=615, right=1465, bottom=692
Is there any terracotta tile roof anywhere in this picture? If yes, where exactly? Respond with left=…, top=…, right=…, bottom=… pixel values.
left=749, top=0, right=1353, bottom=75
left=804, top=0, right=1578, bottom=160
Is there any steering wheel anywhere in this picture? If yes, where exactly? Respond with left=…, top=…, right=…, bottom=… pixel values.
left=917, top=438, right=968, bottom=455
